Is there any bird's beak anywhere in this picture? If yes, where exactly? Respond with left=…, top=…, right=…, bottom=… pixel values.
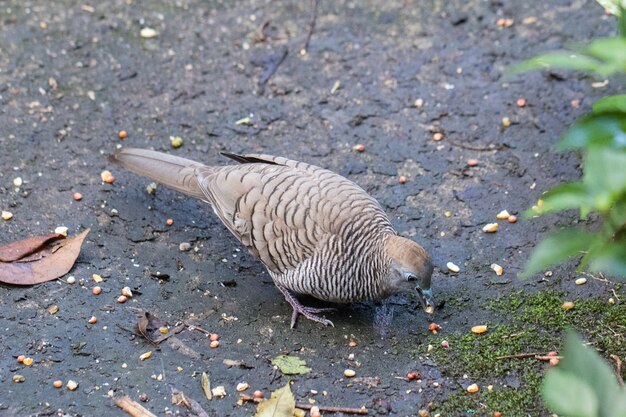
left=417, top=288, right=435, bottom=314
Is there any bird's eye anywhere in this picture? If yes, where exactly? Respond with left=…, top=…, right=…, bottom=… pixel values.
left=406, top=274, right=417, bottom=282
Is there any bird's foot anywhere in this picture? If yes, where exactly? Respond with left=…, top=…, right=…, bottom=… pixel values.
left=276, top=285, right=335, bottom=328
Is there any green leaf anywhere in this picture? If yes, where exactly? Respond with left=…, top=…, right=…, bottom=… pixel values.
left=585, top=37, right=626, bottom=63
left=532, top=182, right=591, bottom=215
left=584, top=148, right=626, bottom=211
left=542, top=370, right=599, bottom=417
left=558, top=113, right=626, bottom=150
left=590, top=243, right=626, bottom=278
left=593, top=95, right=626, bottom=114
left=521, top=229, right=593, bottom=278
left=271, top=355, right=311, bottom=375
left=254, top=383, right=295, bottom=417
left=510, top=51, right=603, bottom=75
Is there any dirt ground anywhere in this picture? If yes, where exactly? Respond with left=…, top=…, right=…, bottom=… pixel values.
left=1, top=1, right=624, bottom=416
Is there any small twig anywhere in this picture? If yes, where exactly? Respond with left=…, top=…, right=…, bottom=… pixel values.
left=240, top=395, right=369, bottom=415
left=496, top=352, right=542, bottom=360
left=447, top=139, right=505, bottom=152
left=185, top=322, right=211, bottom=335
left=611, top=354, right=624, bottom=386
left=300, top=0, right=319, bottom=54
left=611, top=288, right=621, bottom=302
left=115, top=396, right=158, bottom=417
left=253, top=19, right=270, bottom=43
left=535, top=355, right=563, bottom=361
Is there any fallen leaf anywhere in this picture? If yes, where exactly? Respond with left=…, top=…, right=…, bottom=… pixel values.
left=271, top=355, right=311, bottom=375
left=171, top=387, right=210, bottom=417
left=135, top=311, right=184, bottom=344
left=0, top=233, right=63, bottom=262
left=254, top=383, right=295, bottom=417
left=0, top=229, right=89, bottom=285
left=201, top=372, right=212, bottom=401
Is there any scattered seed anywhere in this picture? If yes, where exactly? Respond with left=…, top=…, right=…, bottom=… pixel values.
left=23, top=357, right=34, bottom=366
left=17, top=355, right=25, bottom=363
left=118, top=130, right=128, bottom=140
left=414, top=98, right=424, bottom=108
left=467, top=159, right=478, bottom=167
left=158, top=326, right=168, bottom=334
left=92, top=286, right=102, bottom=295
left=353, top=144, right=366, bottom=152
left=209, top=333, right=219, bottom=342
left=170, top=136, right=184, bottom=148
left=179, top=242, right=192, bottom=251
left=549, top=357, right=560, bottom=366
left=467, top=383, right=479, bottom=393
left=575, top=278, right=587, bottom=285
left=398, top=175, right=407, bottom=184
left=88, top=316, right=97, bottom=324
left=121, top=287, right=133, bottom=298
left=482, top=223, right=499, bottom=233
left=73, top=192, right=83, bottom=201
left=609, top=297, right=616, bottom=305
left=13, top=375, right=25, bottom=383
left=211, top=386, right=226, bottom=398
left=407, top=372, right=421, bottom=380
left=49, top=77, right=58, bottom=90
left=444, top=211, right=452, bottom=217
left=516, top=98, right=527, bottom=107
left=427, top=344, right=434, bottom=352
left=2, top=211, right=13, bottom=221
left=496, top=210, right=510, bottom=220
left=236, top=382, right=249, bottom=392
left=330, top=81, right=341, bottom=94
left=493, top=412, right=502, bottom=417
left=501, top=117, right=511, bottom=128
left=433, top=132, right=444, bottom=141
left=139, top=393, right=149, bottom=402
left=548, top=351, right=558, bottom=357
left=491, top=263, right=504, bottom=276
left=471, top=325, right=488, bottom=334
left=508, top=215, right=518, bottom=223
left=310, top=406, right=322, bottom=417
left=571, top=99, right=581, bottom=108
left=446, top=262, right=460, bottom=273
left=418, top=410, right=430, bottom=417
left=253, top=390, right=265, bottom=399
left=166, top=218, right=174, bottom=226
left=210, top=340, right=220, bottom=348
left=92, top=274, right=103, bottom=283
left=348, top=340, right=358, bottom=347
left=441, top=340, right=449, bottom=348
left=47, top=305, right=59, bottom=315
left=140, top=27, right=158, bottom=38
left=487, top=385, right=494, bottom=392
left=100, top=170, right=115, bottom=184
left=139, top=351, right=152, bottom=361
left=522, top=16, right=538, bottom=24
left=562, top=301, right=574, bottom=311
left=235, top=116, right=252, bottom=126
left=87, top=90, right=95, bottom=100
left=66, top=380, right=79, bottom=391
left=428, top=323, right=441, bottom=333
left=13, top=177, right=23, bottom=187
left=67, top=276, right=76, bottom=284
left=117, top=295, right=128, bottom=303
left=53, top=380, right=63, bottom=388
left=344, top=369, right=356, bottom=378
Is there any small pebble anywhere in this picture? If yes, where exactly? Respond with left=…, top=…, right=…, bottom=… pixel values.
left=13, top=375, right=25, bottom=383
left=67, top=380, right=79, bottom=391
left=501, top=117, right=511, bottom=128
left=210, top=340, right=220, bottom=348
left=92, top=286, right=102, bottom=295
left=88, top=316, right=97, bottom=324
left=236, top=382, right=249, bottom=392
left=344, top=369, right=356, bottom=378
left=491, top=263, right=504, bottom=276
left=471, top=325, right=488, bottom=334
left=353, top=144, right=365, bottom=152
left=2, top=210, right=13, bottom=221
left=13, top=177, right=23, bottom=187
left=139, top=393, right=149, bottom=402
left=482, top=223, right=499, bottom=233
left=562, top=301, right=574, bottom=311
left=67, top=276, right=76, bottom=284
left=467, top=159, right=478, bottom=167
left=73, top=192, right=83, bottom=201
left=117, top=295, right=128, bottom=303
left=253, top=390, right=265, bottom=399
left=118, top=130, right=128, bottom=140
left=516, top=98, right=527, bottom=107
left=508, top=215, right=518, bottom=223
left=467, top=383, right=479, bottom=393
left=53, top=380, right=63, bottom=388
left=446, top=262, right=460, bottom=273
left=433, top=132, right=444, bottom=141
left=575, top=278, right=587, bottom=285
left=47, top=305, right=59, bottom=315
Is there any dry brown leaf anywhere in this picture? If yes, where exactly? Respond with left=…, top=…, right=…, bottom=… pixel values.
left=0, top=233, right=63, bottom=262
left=201, top=372, right=212, bottom=401
left=254, top=383, right=295, bottom=417
left=135, top=312, right=184, bottom=344
left=170, top=387, right=210, bottom=417
left=0, top=229, right=89, bottom=285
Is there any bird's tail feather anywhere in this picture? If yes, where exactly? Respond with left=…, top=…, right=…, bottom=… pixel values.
left=109, top=148, right=208, bottom=200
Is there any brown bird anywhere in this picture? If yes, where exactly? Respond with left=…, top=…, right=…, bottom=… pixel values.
left=110, top=149, right=434, bottom=327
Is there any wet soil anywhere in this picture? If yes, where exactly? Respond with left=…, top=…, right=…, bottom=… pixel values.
left=0, top=1, right=624, bottom=416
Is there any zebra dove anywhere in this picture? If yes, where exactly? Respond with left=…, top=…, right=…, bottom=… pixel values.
left=110, top=148, right=434, bottom=327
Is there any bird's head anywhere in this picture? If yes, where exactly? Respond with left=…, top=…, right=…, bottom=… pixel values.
left=385, top=235, right=434, bottom=314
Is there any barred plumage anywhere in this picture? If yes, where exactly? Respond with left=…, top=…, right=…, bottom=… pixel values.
left=110, top=148, right=434, bottom=327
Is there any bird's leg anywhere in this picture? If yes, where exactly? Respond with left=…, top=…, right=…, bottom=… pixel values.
left=276, top=284, right=335, bottom=328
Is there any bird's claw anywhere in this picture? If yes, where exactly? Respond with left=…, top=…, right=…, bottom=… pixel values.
left=290, top=306, right=335, bottom=329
